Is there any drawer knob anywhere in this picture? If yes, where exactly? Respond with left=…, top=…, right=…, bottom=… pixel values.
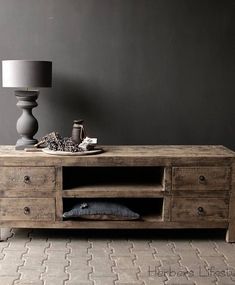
left=197, top=207, right=204, bottom=215
left=24, top=176, right=30, bottom=184
left=199, top=175, right=206, bottom=183
left=24, top=207, right=30, bottom=215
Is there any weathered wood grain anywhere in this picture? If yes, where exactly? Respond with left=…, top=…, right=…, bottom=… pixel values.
left=0, top=167, right=55, bottom=191
left=172, top=167, right=231, bottom=191
left=171, top=197, right=229, bottom=221
left=55, top=167, right=63, bottom=221
left=226, top=162, right=235, bottom=242
left=172, top=190, right=229, bottom=198
left=62, top=185, right=164, bottom=198
left=0, top=220, right=228, bottom=229
left=162, top=167, right=172, bottom=192
left=0, top=198, right=55, bottom=221
left=0, top=189, right=56, bottom=198
left=162, top=196, right=171, bottom=221
left=0, top=145, right=233, bottom=167
left=0, top=145, right=234, bottom=242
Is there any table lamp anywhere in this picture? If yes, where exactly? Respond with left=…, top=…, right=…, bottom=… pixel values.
left=2, top=60, right=52, bottom=150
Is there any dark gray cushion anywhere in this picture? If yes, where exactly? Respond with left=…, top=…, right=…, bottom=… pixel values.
left=63, top=200, right=140, bottom=220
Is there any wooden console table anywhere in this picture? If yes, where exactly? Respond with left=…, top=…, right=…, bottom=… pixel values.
left=0, top=145, right=235, bottom=242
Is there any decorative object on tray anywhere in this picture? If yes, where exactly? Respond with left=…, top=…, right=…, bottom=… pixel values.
left=63, top=200, right=140, bottom=220
left=35, top=132, right=98, bottom=151
left=35, top=124, right=101, bottom=155
left=71, top=119, right=86, bottom=144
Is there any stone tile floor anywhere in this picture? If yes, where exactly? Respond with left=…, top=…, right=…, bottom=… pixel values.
left=0, top=228, right=235, bottom=285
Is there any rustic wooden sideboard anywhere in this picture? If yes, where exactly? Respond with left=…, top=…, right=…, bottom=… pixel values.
left=0, top=145, right=235, bottom=242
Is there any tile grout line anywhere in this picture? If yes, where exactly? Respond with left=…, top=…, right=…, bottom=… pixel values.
left=12, top=230, right=31, bottom=285
left=40, top=238, right=51, bottom=285
left=0, top=231, right=11, bottom=261
left=172, top=241, right=197, bottom=285
left=191, top=241, right=220, bottom=285
left=108, top=240, right=119, bottom=285
left=130, top=241, right=146, bottom=285
left=87, top=240, right=95, bottom=285
left=213, top=241, right=235, bottom=284
left=150, top=240, right=170, bottom=285
left=63, top=238, right=71, bottom=285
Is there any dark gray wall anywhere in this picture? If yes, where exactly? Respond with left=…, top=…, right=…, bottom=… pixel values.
left=0, top=0, right=234, bottom=148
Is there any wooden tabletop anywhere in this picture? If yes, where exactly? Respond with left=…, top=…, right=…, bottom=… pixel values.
left=0, top=145, right=234, bottom=158
left=0, top=145, right=234, bottom=167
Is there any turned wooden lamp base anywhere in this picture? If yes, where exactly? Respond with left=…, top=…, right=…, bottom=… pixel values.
left=15, top=90, right=39, bottom=150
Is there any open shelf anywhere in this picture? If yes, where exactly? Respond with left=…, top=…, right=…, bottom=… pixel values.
left=63, top=166, right=165, bottom=197
left=63, top=198, right=163, bottom=222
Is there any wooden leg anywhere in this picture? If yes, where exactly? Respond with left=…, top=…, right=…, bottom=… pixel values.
left=227, top=164, right=235, bottom=242
left=227, top=184, right=235, bottom=242
left=0, top=228, right=12, bottom=242
left=226, top=223, right=235, bottom=242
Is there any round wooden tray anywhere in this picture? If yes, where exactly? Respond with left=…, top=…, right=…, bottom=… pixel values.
left=42, top=148, right=103, bottom=156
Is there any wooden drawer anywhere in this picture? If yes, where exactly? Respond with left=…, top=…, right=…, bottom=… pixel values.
left=172, top=167, right=230, bottom=191
left=171, top=197, right=229, bottom=221
left=0, top=198, right=55, bottom=221
left=0, top=167, right=55, bottom=191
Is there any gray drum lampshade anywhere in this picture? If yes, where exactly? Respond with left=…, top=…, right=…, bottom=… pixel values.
left=2, top=60, right=52, bottom=88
